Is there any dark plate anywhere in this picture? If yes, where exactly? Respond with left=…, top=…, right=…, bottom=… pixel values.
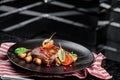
left=7, top=38, right=94, bottom=74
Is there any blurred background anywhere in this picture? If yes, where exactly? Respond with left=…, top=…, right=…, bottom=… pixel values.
left=0, top=0, right=98, bottom=48
left=0, top=0, right=120, bottom=62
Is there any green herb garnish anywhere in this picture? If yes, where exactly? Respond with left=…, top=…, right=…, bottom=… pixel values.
left=14, top=47, right=27, bottom=54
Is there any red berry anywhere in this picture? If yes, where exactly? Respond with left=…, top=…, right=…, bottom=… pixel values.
left=63, top=67, right=67, bottom=71
left=40, top=47, right=44, bottom=51
left=45, top=53, right=50, bottom=58
left=47, top=64, right=50, bottom=68
left=69, top=65, right=72, bottom=68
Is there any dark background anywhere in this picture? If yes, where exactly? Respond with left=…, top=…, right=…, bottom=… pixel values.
left=0, top=0, right=98, bottom=50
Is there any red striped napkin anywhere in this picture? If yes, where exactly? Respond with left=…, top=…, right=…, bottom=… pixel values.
left=0, top=43, right=112, bottom=79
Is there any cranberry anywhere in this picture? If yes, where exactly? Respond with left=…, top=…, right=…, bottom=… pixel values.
left=47, top=64, right=50, bottom=68
left=69, top=65, right=72, bottom=68
left=45, top=53, right=50, bottom=58
left=40, top=47, right=44, bottom=51
left=63, top=67, right=67, bottom=71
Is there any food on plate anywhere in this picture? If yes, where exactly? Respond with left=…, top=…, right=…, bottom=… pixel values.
left=57, top=44, right=66, bottom=62
left=24, top=55, right=32, bottom=63
left=14, top=33, right=78, bottom=67
left=14, top=47, right=28, bottom=54
left=17, top=53, right=26, bottom=59
left=61, top=53, right=73, bottom=66
left=42, top=32, right=56, bottom=49
left=70, top=52, right=78, bottom=62
left=33, top=58, right=42, bottom=65
left=55, top=57, right=61, bottom=65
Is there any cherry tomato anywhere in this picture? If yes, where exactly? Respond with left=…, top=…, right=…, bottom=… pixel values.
left=61, top=54, right=73, bottom=66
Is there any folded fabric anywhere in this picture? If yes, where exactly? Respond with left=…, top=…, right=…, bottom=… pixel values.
left=0, top=43, right=112, bottom=79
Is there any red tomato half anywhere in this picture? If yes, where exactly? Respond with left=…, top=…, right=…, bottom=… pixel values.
left=61, top=54, right=73, bottom=66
